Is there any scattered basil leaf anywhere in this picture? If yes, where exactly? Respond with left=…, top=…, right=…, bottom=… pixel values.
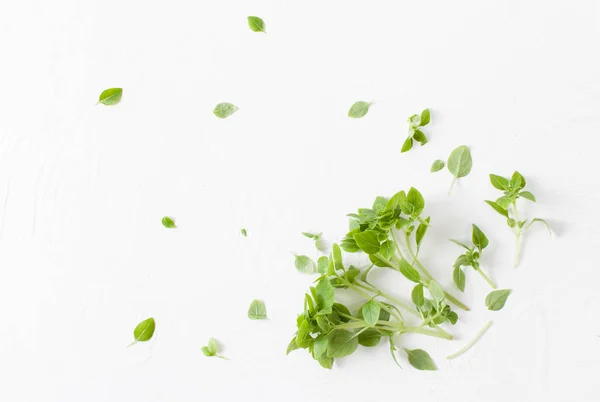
left=405, top=348, right=437, bottom=371
left=248, top=299, right=267, bottom=320
left=240, top=228, right=247, bottom=237
left=315, top=277, right=334, bottom=312
left=318, top=356, right=334, bottom=369
left=430, top=160, right=445, bottom=172
left=294, top=255, right=316, bottom=274
left=98, top=88, right=123, bottom=105
left=162, top=216, right=176, bottom=228
left=453, top=266, right=466, bottom=292
left=420, top=108, right=431, bottom=126
left=401, top=137, right=414, bottom=153
left=247, top=16, right=265, bottom=32
left=447, top=145, right=472, bottom=194
left=485, top=289, right=512, bottom=311
left=132, top=317, right=155, bottom=343
left=213, top=102, right=239, bottom=118
left=348, top=101, right=371, bottom=118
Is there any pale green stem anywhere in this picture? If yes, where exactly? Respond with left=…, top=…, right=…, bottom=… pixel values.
left=476, top=268, right=496, bottom=289
left=403, top=326, right=453, bottom=340
left=447, top=321, right=493, bottom=359
left=448, top=176, right=457, bottom=195
left=354, top=282, right=419, bottom=317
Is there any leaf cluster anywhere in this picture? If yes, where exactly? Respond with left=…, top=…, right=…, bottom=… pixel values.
left=450, top=224, right=495, bottom=290
left=401, top=109, right=430, bottom=152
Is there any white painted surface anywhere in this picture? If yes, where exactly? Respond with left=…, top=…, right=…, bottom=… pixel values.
left=1, top=1, right=599, bottom=401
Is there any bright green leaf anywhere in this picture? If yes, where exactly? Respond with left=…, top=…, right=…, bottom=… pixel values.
left=286, top=337, right=300, bottom=355
left=447, top=145, right=472, bottom=179
left=332, top=243, right=344, bottom=270
left=248, top=299, right=267, bottom=320
left=317, top=256, right=329, bottom=274
left=519, top=191, right=536, bottom=202
left=348, top=101, right=371, bottom=118
left=428, top=280, right=445, bottom=303
left=416, top=217, right=430, bottom=250
left=132, top=317, right=155, bottom=343
left=327, top=330, right=359, bottom=358
left=315, top=277, right=334, bottom=312
left=161, top=216, right=176, bottom=228
left=430, top=160, right=445, bottom=172
left=98, top=88, right=123, bottom=106
left=318, top=356, right=334, bottom=369
left=361, top=300, right=381, bottom=327
left=485, top=289, right=512, bottom=311
left=401, top=137, right=413, bottom=153
left=247, top=16, right=265, bottom=32
left=453, top=266, right=466, bottom=292
left=405, top=348, right=437, bottom=371
left=398, top=258, right=421, bottom=283
left=213, top=102, right=239, bottom=118
left=420, top=109, right=431, bottom=126
left=240, top=228, right=247, bottom=237
left=313, top=334, right=329, bottom=359
left=485, top=200, right=509, bottom=218
left=411, top=284, right=425, bottom=307
left=496, top=196, right=512, bottom=209
left=413, top=129, right=427, bottom=145
left=294, top=255, right=316, bottom=274
left=353, top=230, right=380, bottom=255
left=471, top=224, right=489, bottom=250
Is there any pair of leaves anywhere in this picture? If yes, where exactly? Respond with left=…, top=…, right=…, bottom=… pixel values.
left=485, top=289, right=512, bottom=311
left=401, top=109, right=430, bottom=153
left=447, top=145, right=473, bottom=195
left=201, top=338, right=225, bottom=359
left=162, top=216, right=176, bottom=228
left=247, top=16, right=266, bottom=33
left=214, top=102, right=239, bottom=118
left=348, top=101, right=372, bottom=118
left=451, top=224, right=489, bottom=291
left=248, top=299, right=267, bottom=319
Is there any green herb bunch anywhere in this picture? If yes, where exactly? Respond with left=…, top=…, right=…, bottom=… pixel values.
left=450, top=224, right=496, bottom=291
left=287, top=188, right=472, bottom=370
left=402, top=109, right=430, bottom=153
left=485, top=171, right=550, bottom=267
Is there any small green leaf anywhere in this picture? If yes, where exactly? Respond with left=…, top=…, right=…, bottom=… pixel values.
left=361, top=300, right=381, bottom=327
left=327, top=330, right=359, bottom=358
left=315, top=277, right=334, bottom=312
left=286, top=337, right=300, bottom=355
left=447, top=311, right=458, bottom=325
left=412, top=129, right=427, bottom=145
left=485, top=200, right=508, bottom=217
left=430, top=160, right=445, bottom=172
left=416, top=217, right=430, bottom=250
left=313, top=334, right=329, bottom=359
left=428, top=280, right=445, bottom=303
left=317, top=256, right=329, bottom=274
left=302, top=232, right=316, bottom=239
left=358, top=329, right=381, bottom=347
left=248, top=299, right=267, bottom=320
left=208, top=338, right=218, bottom=353
left=411, top=284, right=425, bottom=307
left=519, top=191, right=536, bottom=202
left=201, top=346, right=215, bottom=357
left=348, top=101, right=371, bottom=118
left=98, top=88, right=123, bottom=105
left=447, top=145, right=473, bottom=178
left=507, top=218, right=516, bottom=228
left=353, top=230, right=380, bottom=255
left=213, top=102, right=239, bottom=118
left=398, top=258, right=421, bottom=283
left=495, top=196, right=512, bottom=209
left=132, top=317, right=155, bottom=343
left=485, top=289, right=512, bottom=311
left=420, top=108, right=431, bottom=126
left=407, top=187, right=425, bottom=216
left=318, top=356, right=334, bottom=369
left=489, top=174, right=509, bottom=190
left=247, top=16, right=265, bottom=32
left=405, top=348, right=437, bottom=371
left=379, top=240, right=394, bottom=260
left=369, top=254, right=392, bottom=268
left=454, top=254, right=469, bottom=267
left=294, top=255, right=316, bottom=274
left=240, top=228, right=247, bottom=237
left=332, top=243, right=344, bottom=270
left=471, top=224, right=489, bottom=250
left=401, top=137, right=413, bottom=153
left=161, top=216, right=176, bottom=228
left=453, top=266, right=466, bottom=292
left=510, top=171, right=526, bottom=190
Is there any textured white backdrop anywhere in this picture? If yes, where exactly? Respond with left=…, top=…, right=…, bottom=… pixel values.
left=1, top=1, right=599, bottom=401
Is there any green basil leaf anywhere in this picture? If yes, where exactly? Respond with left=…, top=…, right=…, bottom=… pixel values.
left=407, top=187, right=425, bottom=216
left=471, top=224, right=489, bottom=250
left=369, top=254, right=392, bottom=268
left=489, top=174, right=509, bottom=190
left=485, top=289, right=512, bottom=311
left=405, top=348, right=437, bottom=371
left=348, top=101, right=371, bottom=118
left=401, top=136, right=413, bottom=153
left=495, top=196, right=512, bottom=209
left=358, top=329, right=381, bottom=347
left=247, top=16, right=265, bottom=32
left=412, top=129, right=427, bottom=145
left=286, top=337, right=300, bottom=355
left=430, top=159, right=445, bottom=172
left=447, top=311, right=458, bottom=325
left=353, top=230, right=380, bottom=255
left=332, top=243, right=344, bottom=270
left=133, top=317, right=155, bottom=342
left=317, top=256, right=329, bottom=274
left=313, top=334, right=329, bottom=359
left=447, top=145, right=472, bottom=178
left=315, top=277, right=335, bottom=312
left=240, top=228, right=247, bottom=237
left=428, top=280, right=445, bottom=303
left=294, top=255, right=316, bottom=274
left=318, top=356, right=334, bottom=369
left=326, top=330, right=359, bottom=358
left=161, top=216, right=176, bottom=228
left=379, top=239, right=395, bottom=260
left=510, top=171, right=526, bottom=190
left=416, top=217, right=430, bottom=250
left=98, top=88, right=123, bottom=106
left=485, top=200, right=509, bottom=217
left=453, top=266, right=466, bottom=292
left=248, top=299, right=267, bottom=320
left=213, top=102, right=239, bottom=118
left=420, top=108, right=430, bottom=126
left=398, top=258, right=421, bottom=283
left=201, top=346, right=215, bottom=357
left=361, top=300, right=381, bottom=327
left=519, top=191, right=536, bottom=202
left=411, top=284, right=425, bottom=307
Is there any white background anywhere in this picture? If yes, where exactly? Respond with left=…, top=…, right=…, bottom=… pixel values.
left=1, top=1, right=599, bottom=401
